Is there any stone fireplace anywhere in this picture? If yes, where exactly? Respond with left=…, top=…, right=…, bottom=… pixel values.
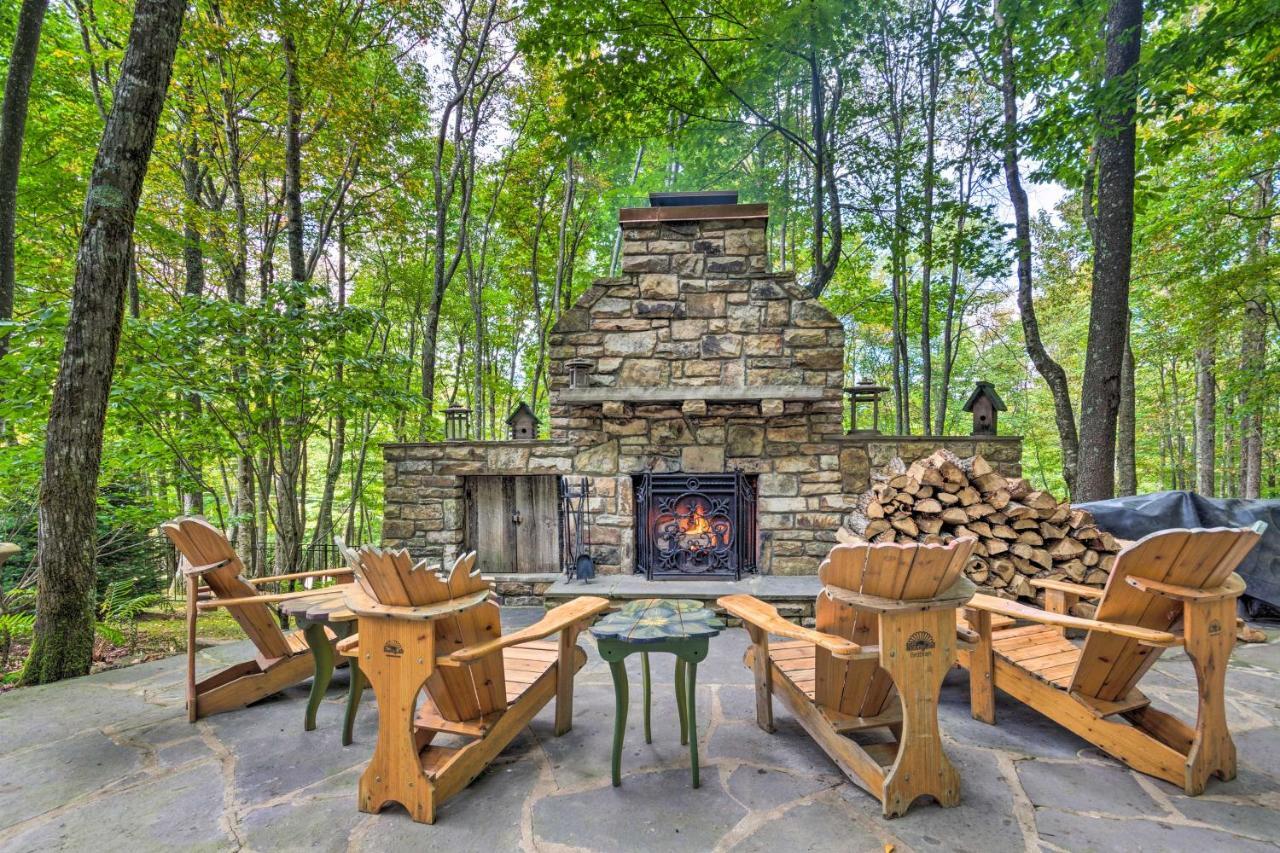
left=381, top=192, right=1023, bottom=588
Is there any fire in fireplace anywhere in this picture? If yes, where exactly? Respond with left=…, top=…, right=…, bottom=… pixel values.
left=634, top=471, right=757, bottom=580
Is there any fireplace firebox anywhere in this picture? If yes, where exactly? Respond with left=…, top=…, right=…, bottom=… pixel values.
left=634, top=471, right=757, bottom=580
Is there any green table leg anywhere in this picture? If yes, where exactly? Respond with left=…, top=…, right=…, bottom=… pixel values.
left=342, top=657, right=364, bottom=746
left=674, top=657, right=688, bottom=746
left=303, top=621, right=333, bottom=732
left=641, top=652, right=652, bottom=744
left=686, top=659, right=700, bottom=788
left=609, top=659, right=629, bottom=787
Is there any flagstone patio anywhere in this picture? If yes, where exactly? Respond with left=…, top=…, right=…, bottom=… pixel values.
left=2, top=608, right=1278, bottom=852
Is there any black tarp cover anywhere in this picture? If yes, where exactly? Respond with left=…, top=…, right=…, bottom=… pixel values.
left=1077, top=491, right=1280, bottom=612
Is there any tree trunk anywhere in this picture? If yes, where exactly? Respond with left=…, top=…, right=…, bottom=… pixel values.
left=995, top=0, right=1079, bottom=496
left=180, top=118, right=205, bottom=514
left=1239, top=173, right=1271, bottom=499
left=918, top=0, right=939, bottom=435
left=0, top=0, right=48, bottom=362
left=275, top=31, right=306, bottom=574
left=23, top=0, right=185, bottom=684
left=312, top=213, right=346, bottom=549
left=1115, top=319, right=1137, bottom=495
left=1076, top=0, right=1143, bottom=502
left=1195, top=339, right=1216, bottom=495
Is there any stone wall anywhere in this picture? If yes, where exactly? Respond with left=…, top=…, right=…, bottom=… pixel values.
left=381, top=201, right=1025, bottom=578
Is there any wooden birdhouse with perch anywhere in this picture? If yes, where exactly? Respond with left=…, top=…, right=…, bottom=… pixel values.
left=963, top=381, right=1006, bottom=435
left=506, top=401, right=540, bottom=440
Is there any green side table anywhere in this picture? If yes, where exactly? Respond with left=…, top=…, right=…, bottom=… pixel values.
left=590, top=599, right=723, bottom=789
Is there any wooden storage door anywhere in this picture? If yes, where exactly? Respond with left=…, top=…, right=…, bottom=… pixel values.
left=463, top=476, right=561, bottom=573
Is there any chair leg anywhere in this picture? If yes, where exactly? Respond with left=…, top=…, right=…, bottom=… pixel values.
left=554, top=623, right=581, bottom=736
left=966, top=608, right=996, bottom=724
left=1181, top=597, right=1239, bottom=794
left=745, top=625, right=774, bottom=733
left=879, top=609, right=961, bottom=817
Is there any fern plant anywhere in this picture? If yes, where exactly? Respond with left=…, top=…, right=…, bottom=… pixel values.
left=97, top=578, right=167, bottom=652
left=0, top=612, right=35, bottom=672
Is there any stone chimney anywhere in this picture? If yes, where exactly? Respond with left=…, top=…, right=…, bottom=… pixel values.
left=618, top=191, right=768, bottom=277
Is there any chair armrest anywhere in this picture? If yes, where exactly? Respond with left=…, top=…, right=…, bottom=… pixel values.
left=1029, top=578, right=1104, bottom=599
left=967, top=593, right=1180, bottom=646
left=718, top=594, right=863, bottom=659
left=1125, top=572, right=1245, bottom=602
left=241, top=567, right=354, bottom=587
left=452, top=595, right=610, bottom=662
left=179, top=558, right=232, bottom=576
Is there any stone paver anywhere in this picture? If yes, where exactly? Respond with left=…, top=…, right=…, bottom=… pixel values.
left=0, top=607, right=1276, bottom=852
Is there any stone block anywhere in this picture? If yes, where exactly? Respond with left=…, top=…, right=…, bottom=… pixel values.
left=759, top=472, right=799, bottom=496
left=647, top=239, right=691, bottom=253
left=681, top=399, right=708, bottom=417
left=726, top=303, right=761, bottom=332
left=574, top=440, right=619, bottom=474
left=792, top=300, right=841, bottom=328
left=673, top=254, right=704, bottom=275
left=620, top=254, right=670, bottom=273
left=760, top=399, right=785, bottom=418
left=783, top=328, right=827, bottom=346
left=681, top=445, right=724, bottom=472
left=724, top=228, right=766, bottom=255
left=603, top=331, right=656, bottom=357
left=794, top=348, right=842, bottom=370
left=726, top=424, right=765, bottom=457
left=687, top=292, right=726, bottom=318
left=743, top=334, right=782, bottom=356
left=706, top=256, right=747, bottom=274
left=749, top=281, right=788, bottom=301
left=764, top=300, right=790, bottom=326
left=701, top=333, right=742, bottom=357
left=593, top=297, right=633, bottom=316
left=554, top=307, right=589, bottom=333
left=635, top=300, right=685, bottom=319
left=720, top=360, right=745, bottom=384
left=619, top=359, right=670, bottom=385
left=671, top=319, right=708, bottom=340
left=603, top=418, right=648, bottom=436
left=638, top=273, right=678, bottom=299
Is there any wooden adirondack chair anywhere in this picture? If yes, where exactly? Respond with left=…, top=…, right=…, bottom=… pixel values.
left=341, top=544, right=609, bottom=824
left=162, top=517, right=351, bottom=722
left=957, top=524, right=1264, bottom=795
left=720, top=537, right=976, bottom=818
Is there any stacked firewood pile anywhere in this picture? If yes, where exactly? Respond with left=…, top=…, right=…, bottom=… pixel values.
left=844, top=450, right=1121, bottom=604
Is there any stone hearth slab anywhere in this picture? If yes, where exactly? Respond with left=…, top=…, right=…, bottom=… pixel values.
left=545, top=573, right=821, bottom=603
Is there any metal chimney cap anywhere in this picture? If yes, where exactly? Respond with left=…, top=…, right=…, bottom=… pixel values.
left=648, top=190, right=739, bottom=207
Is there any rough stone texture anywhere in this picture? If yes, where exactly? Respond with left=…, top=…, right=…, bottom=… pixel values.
left=383, top=205, right=1022, bottom=577
left=0, top=612, right=1277, bottom=852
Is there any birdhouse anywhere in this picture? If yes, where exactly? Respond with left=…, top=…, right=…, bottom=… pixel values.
left=505, top=401, right=540, bottom=441
left=963, top=381, right=1006, bottom=436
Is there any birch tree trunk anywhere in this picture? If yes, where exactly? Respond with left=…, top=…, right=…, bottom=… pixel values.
left=1195, top=340, right=1216, bottom=495
left=1115, top=321, right=1137, bottom=495
left=24, top=0, right=185, bottom=684
left=1076, top=0, right=1142, bottom=501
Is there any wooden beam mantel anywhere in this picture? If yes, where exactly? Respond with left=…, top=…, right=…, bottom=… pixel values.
left=557, top=385, right=826, bottom=405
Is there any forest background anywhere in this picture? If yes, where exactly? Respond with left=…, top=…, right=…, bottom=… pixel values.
left=0, top=0, right=1277, bottom=657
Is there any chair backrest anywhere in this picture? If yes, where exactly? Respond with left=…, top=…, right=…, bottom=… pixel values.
left=814, top=538, right=975, bottom=717
left=1070, top=525, right=1263, bottom=701
left=344, top=544, right=508, bottom=721
left=161, top=517, right=292, bottom=660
